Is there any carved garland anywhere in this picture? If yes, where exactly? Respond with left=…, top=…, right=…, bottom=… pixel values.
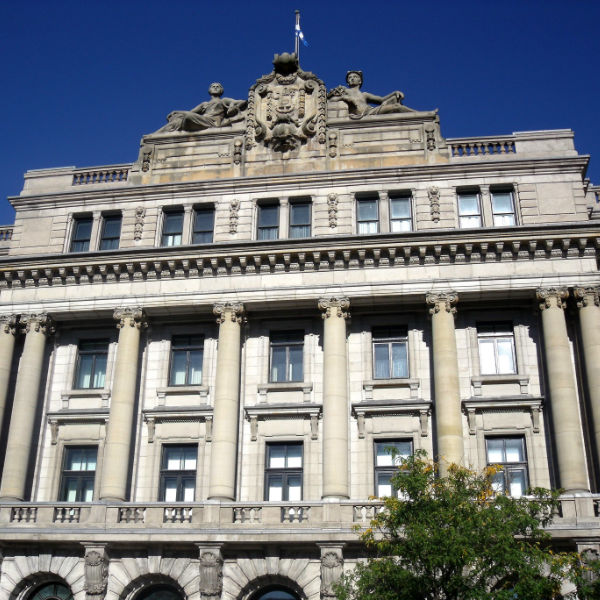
left=427, top=186, right=440, bottom=223
left=327, top=193, right=338, bottom=228
left=229, top=199, right=240, bottom=234
left=134, top=206, right=146, bottom=241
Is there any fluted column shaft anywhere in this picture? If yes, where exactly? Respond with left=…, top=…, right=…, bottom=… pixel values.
left=99, top=308, right=146, bottom=501
left=208, top=303, right=244, bottom=501
left=537, top=288, right=589, bottom=492
left=0, top=315, right=18, bottom=441
left=575, top=287, right=600, bottom=468
left=0, top=314, right=54, bottom=500
left=319, top=297, right=350, bottom=500
left=427, top=292, right=463, bottom=476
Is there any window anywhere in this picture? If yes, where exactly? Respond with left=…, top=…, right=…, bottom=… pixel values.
left=74, top=340, right=108, bottom=389
left=192, top=206, right=214, bottom=244
left=60, top=446, right=97, bottom=502
left=457, top=191, right=482, bottom=228
left=265, top=443, right=302, bottom=501
left=289, top=200, right=311, bottom=238
left=486, top=437, right=528, bottom=497
left=357, top=195, right=379, bottom=234
left=270, top=330, right=303, bottom=382
left=389, top=193, right=412, bottom=232
left=159, top=445, right=197, bottom=502
left=491, top=189, right=516, bottom=226
left=374, top=440, right=413, bottom=497
left=372, top=327, right=408, bottom=379
left=478, top=324, right=516, bottom=375
left=161, top=210, right=184, bottom=246
left=169, top=335, right=204, bottom=385
left=257, top=202, right=279, bottom=240
left=99, top=214, right=122, bottom=250
left=29, top=582, right=74, bottom=600
left=69, top=216, right=93, bottom=252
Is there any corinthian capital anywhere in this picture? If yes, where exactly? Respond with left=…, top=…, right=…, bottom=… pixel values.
left=213, top=302, right=245, bottom=324
left=318, top=297, right=350, bottom=319
left=574, top=286, right=600, bottom=308
left=536, top=287, right=568, bottom=311
left=426, top=292, right=458, bottom=315
left=22, top=313, right=55, bottom=335
left=113, top=307, right=147, bottom=329
left=0, top=314, right=19, bottom=335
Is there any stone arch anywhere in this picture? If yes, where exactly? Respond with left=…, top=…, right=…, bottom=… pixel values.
left=120, top=574, right=187, bottom=600
left=237, top=575, right=307, bottom=600
left=9, top=573, right=74, bottom=600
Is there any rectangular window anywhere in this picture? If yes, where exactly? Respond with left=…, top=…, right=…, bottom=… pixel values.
left=265, top=443, right=303, bottom=501
left=192, top=206, right=214, bottom=244
left=60, top=446, right=97, bottom=502
left=270, top=330, right=303, bottom=383
left=257, top=203, right=279, bottom=240
left=457, top=191, right=482, bottom=228
left=478, top=324, right=516, bottom=375
left=169, top=335, right=204, bottom=386
left=372, top=327, right=408, bottom=379
left=491, top=189, right=516, bottom=226
left=160, top=445, right=197, bottom=502
left=374, top=440, right=413, bottom=497
left=74, top=340, right=108, bottom=389
left=389, top=193, right=412, bottom=232
left=99, top=214, right=122, bottom=250
left=161, top=210, right=184, bottom=247
left=486, top=437, right=528, bottom=498
left=70, top=217, right=93, bottom=252
left=289, top=200, right=311, bottom=238
left=357, top=195, right=379, bottom=234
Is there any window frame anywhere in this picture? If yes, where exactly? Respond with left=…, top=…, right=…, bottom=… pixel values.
left=257, top=201, right=280, bottom=240
left=269, top=330, right=304, bottom=383
left=69, top=216, right=93, bottom=253
left=73, top=339, right=109, bottom=389
left=99, top=213, right=122, bottom=250
left=490, top=188, right=517, bottom=226
left=485, top=436, right=529, bottom=497
left=168, top=335, right=204, bottom=386
left=159, top=444, right=198, bottom=502
left=59, top=446, right=98, bottom=502
left=264, top=442, right=303, bottom=501
left=161, top=208, right=185, bottom=247
left=457, top=190, right=483, bottom=228
left=477, top=323, right=517, bottom=375
left=289, top=199, right=312, bottom=239
left=192, top=206, right=214, bottom=244
left=389, top=192, right=413, bottom=232
left=356, top=194, right=380, bottom=234
left=372, top=326, right=409, bottom=379
left=374, top=439, right=413, bottom=498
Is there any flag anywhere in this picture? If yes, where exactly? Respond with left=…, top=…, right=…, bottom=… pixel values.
left=295, top=23, right=309, bottom=47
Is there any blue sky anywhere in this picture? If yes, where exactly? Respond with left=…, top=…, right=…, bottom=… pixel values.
left=0, top=0, right=599, bottom=225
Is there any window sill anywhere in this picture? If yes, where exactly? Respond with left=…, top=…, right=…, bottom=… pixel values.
left=471, top=374, right=529, bottom=396
left=363, top=378, right=420, bottom=400
left=258, top=382, right=313, bottom=402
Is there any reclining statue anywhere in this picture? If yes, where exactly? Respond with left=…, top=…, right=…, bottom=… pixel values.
left=155, top=82, right=247, bottom=133
left=328, top=70, right=414, bottom=119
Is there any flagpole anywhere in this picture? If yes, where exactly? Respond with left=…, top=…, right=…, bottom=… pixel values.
left=295, top=9, right=300, bottom=62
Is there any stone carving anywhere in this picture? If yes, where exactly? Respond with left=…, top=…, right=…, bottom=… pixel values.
left=426, top=292, right=458, bottom=314
left=0, top=314, right=18, bottom=335
left=199, top=549, right=223, bottom=599
left=580, top=548, right=600, bottom=584
left=320, top=550, right=344, bottom=598
left=574, top=286, right=600, bottom=308
left=327, top=193, right=338, bottom=228
left=229, top=199, right=240, bottom=233
left=214, top=302, right=245, bottom=324
left=134, top=206, right=145, bottom=241
left=425, top=126, right=436, bottom=150
left=427, top=186, right=440, bottom=222
left=22, top=313, right=55, bottom=335
left=233, top=138, right=243, bottom=165
left=245, top=52, right=327, bottom=152
left=113, top=307, right=147, bottom=329
left=84, top=549, right=109, bottom=598
left=155, top=82, right=247, bottom=134
left=327, top=70, right=415, bottom=119
left=318, top=297, right=350, bottom=319
left=328, top=131, right=338, bottom=158
left=140, top=146, right=153, bottom=172
left=537, top=287, right=569, bottom=311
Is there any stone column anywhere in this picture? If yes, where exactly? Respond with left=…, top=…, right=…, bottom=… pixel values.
left=0, top=314, right=54, bottom=500
left=575, top=287, right=600, bottom=469
left=537, top=287, right=589, bottom=492
left=0, top=315, right=18, bottom=440
left=318, top=297, right=350, bottom=500
left=208, top=302, right=245, bottom=501
left=99, top=307, right=147, bottom=501
left=426, top=292, right=463, bottom=476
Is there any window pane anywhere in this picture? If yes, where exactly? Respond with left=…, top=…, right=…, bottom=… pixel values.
left=505, top=439, right=524, bottom=462
left=182, top=478, right=195, bottom=501
left=373, top=343, right=390, bottom=379
left=358, top=199, right=378, bottom=221
left=496, top=339, right=516, bottom=374
left=288, top=345, right=303, bottom=381
left=491, top=472, right=505, bottom=494
left=479, top=340, right=497, bottom=374
left=508, top=469, right=526, bottom=497
left=170, top=351, right=187, bottom=385
left=183, top=447, right=197, bottom=470
left=268, top=475, right=283, bottom=501
left=102, top=217, right=121, bottom=238
left=163, top=478, right=178, bottom=502
left=271, top=346, right=287, bottom=382
left=390, top=441, right=413, bottom=460
left=286, top=445, right=302, bottom=468
left=377, top=473, right=393, bottom=497
left=259, top=205, right=279, bottom=227
left=269, top=446, right=286, bottom=468
left=376, top=444, right=394, bottom=467
left=493, top=214, right=516, bottom=226
left=391, top=219, right=412, bottom=232
left=391, top=342, right=408, bottom=378
left=287, top=475, right=302, bottom=501
left=99, top=237, right=119, bottom=250
left=290, top=225, right=310, bottom=238
left=358, top=221, right=378, bottom=234
left=458, top=194, right=480, bottom=215
left=459, top=215, right=482, bottom=228
left=82, top=479, right=94, bottom=502
left=165, top=447, right=183, bottom=470
left=76, top=355, right=94, bottom=388
left=65, top=479, right=78, bottom=502
left=258, top=227, right=278, bottom=240
left=84, top=450, right=97, bottom=471
left=290, top=203, right=310, bottom=225
left=194, top=208, right=214, bottom=231
left=188, top=350, right=203, bottom=384
left=492, top=192, right=514, bottom=214
left=92, top=355, right=106, bottom=388
left=487, top=439, right=504, bottom=463
left=164, top=212, right=183, bottom=234
left=390, top=197, right=411, bottom=218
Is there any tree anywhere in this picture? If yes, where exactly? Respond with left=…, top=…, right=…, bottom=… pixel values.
left=337, top=450, right=591, bottom=600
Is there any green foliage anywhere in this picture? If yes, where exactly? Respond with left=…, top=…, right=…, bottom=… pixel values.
left=337, top=450, right=597, bottom=600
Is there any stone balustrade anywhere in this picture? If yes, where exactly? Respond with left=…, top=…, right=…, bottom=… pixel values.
left=448, top=137, right=516, bottom=158
left=72, top=166, right=129, bottom=185
left=0, top=226, right=13, bottom=242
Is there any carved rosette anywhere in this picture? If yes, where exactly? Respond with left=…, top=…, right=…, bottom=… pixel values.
left=426, top=292, right=458, bottom=315
left=574, top=286, right=600, bottom=308
left=113, top=307, right=147, bottom=329
left=84, top=549, right=109, bottom=599
left=427, top=186, right=440, bottom=223
left=134, top=207, right=146, bottom=241
left=213, top=302, right=245, bottom=324
left=22, top=313, right=55, bottom=335
left=198, top=548, right=223, bottom=599
left=320, top=549, right=344, bottom=598
left=318, top=297, right=350, bottom=320
left=0, top=314, right=19, bottom=335
left=327, top=193, right=338, bottom=228
left=536, top=287, right=569, bottom=311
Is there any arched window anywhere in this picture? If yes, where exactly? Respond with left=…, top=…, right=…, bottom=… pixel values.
left=136, top=584, right=184, bottom=600
left=28, top=583, right=73, bottom=600
left=252, top=587, right=300, bottom=600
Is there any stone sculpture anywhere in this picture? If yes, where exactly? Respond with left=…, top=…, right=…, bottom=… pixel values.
left=156, top=82, right=247, bottom=133
left=328, top=70, right=414, bottom=119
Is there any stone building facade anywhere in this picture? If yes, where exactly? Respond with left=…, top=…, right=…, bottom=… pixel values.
left=0, top=53, right=599, bottom=599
